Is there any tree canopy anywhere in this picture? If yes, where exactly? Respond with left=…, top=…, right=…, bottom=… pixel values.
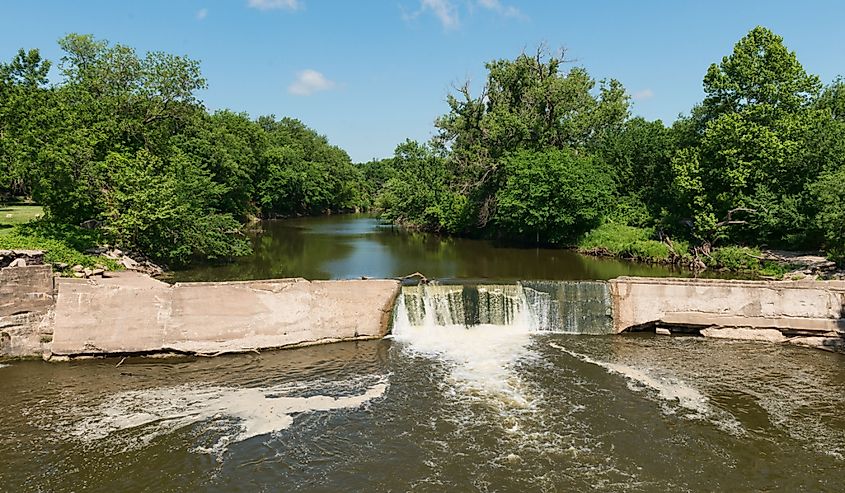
left=0, top=34, right=368, bottom=266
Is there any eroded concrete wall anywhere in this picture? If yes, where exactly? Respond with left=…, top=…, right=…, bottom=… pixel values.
left=609, top=277, right=845, bottom=337
left=0, top=265, right=55, bottom=357
left=50, top=272, right=400, bottom=357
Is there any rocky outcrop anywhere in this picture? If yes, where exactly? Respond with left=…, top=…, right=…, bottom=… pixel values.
left=0, top=264, right=55, bottom=357
left=49, top=272, right=400, bottom=358
left=0, top=249, right=45, bottom=268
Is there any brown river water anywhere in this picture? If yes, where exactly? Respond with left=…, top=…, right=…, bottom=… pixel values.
left=1, top=216, right=843, bottom=492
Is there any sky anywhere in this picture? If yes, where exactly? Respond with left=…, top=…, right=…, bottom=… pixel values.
left=2, top=1, right=843, bottom=163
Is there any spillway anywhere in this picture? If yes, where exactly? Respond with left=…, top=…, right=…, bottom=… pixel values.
left=392, top=281, right=614, bottom=334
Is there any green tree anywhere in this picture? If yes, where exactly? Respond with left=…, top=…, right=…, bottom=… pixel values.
left=0, top=48, right=52, bottom=198
left=495, top=149, right=614, bottom=244
left=671, top=27, right=829, bottom=246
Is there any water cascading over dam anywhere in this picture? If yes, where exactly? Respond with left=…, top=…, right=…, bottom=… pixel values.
left=392, top=281, right=614, bottom=334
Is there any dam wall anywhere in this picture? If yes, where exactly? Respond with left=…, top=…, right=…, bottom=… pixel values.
left=0, top=264, right=55, bottom=357
left=2, top=263, right=844, bottom=359
left=609, top=277, right=845, bottom=350
left=48, top=272, right=400, bottom=358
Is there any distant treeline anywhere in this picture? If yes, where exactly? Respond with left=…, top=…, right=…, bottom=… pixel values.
left=364, top=27, right=845, bottom=263
left=0, top=34, right=368, bottom=265
left=3, top=27, right=844, bottom=268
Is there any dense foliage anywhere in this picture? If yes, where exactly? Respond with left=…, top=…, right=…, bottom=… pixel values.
left=0, top=34, right=366, bottom=266
left=372, top=27, right=845, bottom=265
left=3, top=27, right=844, bottom=270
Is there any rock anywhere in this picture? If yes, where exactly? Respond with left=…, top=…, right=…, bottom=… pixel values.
left=788, top=336, right=845, bottom=353
left=71, top=265, right=84, bottom=272
left=103, top=248, right=123, bottom=259
left=120, top=257, right=139, bottom=269
left=92, top=268, right=105, bottom=277
left=700, top=327, right=787, bottom=343
left=83, top=268, right=93, bottom=278
left=79, top=219, right=101, bottom=230
left=655, top=328, right=671, bottom=336
left=9, top=258, right=27, bottom=267
left=55, top=262, right=69, bottom=270
left=73, top=272, right=85, bottom=278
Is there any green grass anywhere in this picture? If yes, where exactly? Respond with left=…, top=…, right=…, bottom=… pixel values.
left=705, top=245, right=790, bottom=277
left=0, top=218, right=122, bottom=273
left=577, top=223, right=792, bottom=277
left=577, top=223, right=689, bottom=263
left=0, top=205, right=44, bottom=233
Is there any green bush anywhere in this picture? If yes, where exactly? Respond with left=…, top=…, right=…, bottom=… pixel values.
left=577, top=223, right=687, bottom=263
left=707, top=246, right=761, bottom=271
left=706, top=245, right=791, bottom=276
left=0, top=221, right=121, bottom=271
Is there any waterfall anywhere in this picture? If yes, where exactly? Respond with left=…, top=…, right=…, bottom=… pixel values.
left=393, top=281, right=613, bottom=335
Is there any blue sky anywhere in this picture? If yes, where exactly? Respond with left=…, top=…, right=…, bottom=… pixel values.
left=2, top=1, right=843, bottom=162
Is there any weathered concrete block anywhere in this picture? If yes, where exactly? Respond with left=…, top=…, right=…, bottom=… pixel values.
left=0, top=264, right=55, bottom=357
left=50, top=272, right=400, bottom=357
left=610, top=277, right=845, bottom=336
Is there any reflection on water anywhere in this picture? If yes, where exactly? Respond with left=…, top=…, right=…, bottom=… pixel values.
left=2, top=335, right=844, bottom=492
left=172, top=215, right=704, bottom=282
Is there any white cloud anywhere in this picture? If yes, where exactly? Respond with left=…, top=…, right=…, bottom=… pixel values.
left=196, top=8, right=208, bottom=20
left=633, top=89, right=655, bottom=101
left=247, top=0, right=302, bottom=11
left=477, top=0, right=522, bottom=18
left=421, top=0, right=459, bottom=29
left=288, top=69, right=336, bottom=96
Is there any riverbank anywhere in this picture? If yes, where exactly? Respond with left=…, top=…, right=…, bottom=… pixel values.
left=577, top=222, right=844, bottom=280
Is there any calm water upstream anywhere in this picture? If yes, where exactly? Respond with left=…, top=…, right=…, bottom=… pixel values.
left=2, top=215, right=843, bottom=492
left=171, top=215, right=704, bottom=282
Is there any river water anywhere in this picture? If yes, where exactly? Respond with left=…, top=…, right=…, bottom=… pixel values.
left=171, top=215, right=702, bottom=282
left=2, top=215, right=844, bottom=492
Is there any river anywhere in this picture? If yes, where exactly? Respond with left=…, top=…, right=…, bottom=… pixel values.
left=2, top=215, right=844, bottom=492
left=171, top=214, right=703, bottom=282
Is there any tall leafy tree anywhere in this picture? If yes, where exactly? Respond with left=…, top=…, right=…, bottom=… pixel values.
left=671, top=26, right=828, bottom=246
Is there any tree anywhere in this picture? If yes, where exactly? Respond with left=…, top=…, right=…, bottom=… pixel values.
left=495, top=149, right=614, bottom=244
left=809, top=164, right=845, bottom=263
left=671, top=27, right=829, bottom=246
left=0, top=49, right=52, bottom=198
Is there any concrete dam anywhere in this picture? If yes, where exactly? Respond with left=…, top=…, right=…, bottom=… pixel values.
left=1, top=264, right=844, bottom=359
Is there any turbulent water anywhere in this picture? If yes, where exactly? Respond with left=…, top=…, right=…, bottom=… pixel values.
left=1, top=216, right=842, bottom=491
left=2, top=287, right=845, bottom=491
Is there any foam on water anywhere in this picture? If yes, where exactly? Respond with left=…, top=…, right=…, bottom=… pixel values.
left=549, top=342, right=744, bottom=435
left=0, top=364, right=8, bottom=369
left=392, top=292, right=535, bottom=407
left=56, top=375, right=388, bottom=458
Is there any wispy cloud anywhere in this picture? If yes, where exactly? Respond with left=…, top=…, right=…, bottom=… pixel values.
left=477, top=0, right=522, bottom=18
left=247, top=0, right=302, bottom=11
left=196, top=8, right=208, bottom=20
left=633, top=89, right=655, bottom=101
left=406, top=0, right=523, bottom=30
left=288, top=69, right=336, bottom=96
left=420, top=0, right=459, bottom=29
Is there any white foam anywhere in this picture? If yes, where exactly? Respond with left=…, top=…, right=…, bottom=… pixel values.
left=395, top=322, right=535, bottom=406
left=549, top=342, right=744, bottom=435
left=65, top=376, right=388, bottom=456
left=0, top=364, right=8, bottom=369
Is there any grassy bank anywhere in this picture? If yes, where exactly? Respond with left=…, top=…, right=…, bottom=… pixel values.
left=0, top=205, right=43, bottom=232
left=0, top=210, right=121, bottom=272
left=577, top=223, right=794, bottom=277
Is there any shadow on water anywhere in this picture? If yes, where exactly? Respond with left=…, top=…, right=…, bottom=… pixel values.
left=171, top=214, right=706, bottom=283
